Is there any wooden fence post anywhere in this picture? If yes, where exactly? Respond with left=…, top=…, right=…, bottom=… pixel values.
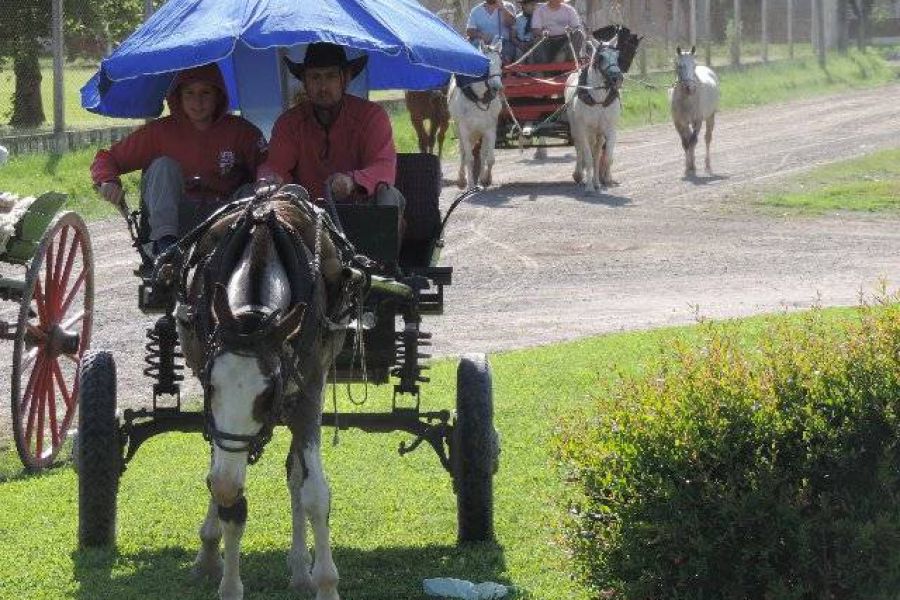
left=761, top=0, right=768, bottom=61
left=788, top=0, right=794, bottom=58
left=52, top=0, right=67, bottom=153
left=732, top=0, right=741, bottom=66
left=815, top=0, right=826, bottom=65
left=705, top=0, right=712, bottom=65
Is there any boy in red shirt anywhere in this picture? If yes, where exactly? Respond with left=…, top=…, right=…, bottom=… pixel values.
left=91, top=63, right=267, bottom=253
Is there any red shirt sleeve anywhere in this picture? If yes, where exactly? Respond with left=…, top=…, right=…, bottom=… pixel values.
left=90, top=123, right=159, bottom=187
left=350, top=104, right=396, bottom=196
left=257, top=112, right=297, bottom=184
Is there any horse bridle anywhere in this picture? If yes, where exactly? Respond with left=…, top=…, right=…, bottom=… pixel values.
left=577, top=45, right=622, bottom=108
left=459, top=48, right=503, bottom=110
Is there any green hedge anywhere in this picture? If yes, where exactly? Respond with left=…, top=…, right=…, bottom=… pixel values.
left=556, top=297, right=900, bottom=599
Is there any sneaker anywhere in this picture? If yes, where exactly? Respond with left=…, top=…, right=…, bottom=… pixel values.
left=152, top=235, right=178, bottom=256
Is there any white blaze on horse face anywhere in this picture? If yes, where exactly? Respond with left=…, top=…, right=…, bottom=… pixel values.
left=207, top=352, right=269, bottom=506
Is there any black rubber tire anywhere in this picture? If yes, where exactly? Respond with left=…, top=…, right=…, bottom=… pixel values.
left=77, top=350, right=122, bottom=548
left=451, top=353, right=499, bottom=543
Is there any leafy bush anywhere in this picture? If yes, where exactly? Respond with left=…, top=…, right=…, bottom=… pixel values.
left=556, top=297, right=900, bottom=599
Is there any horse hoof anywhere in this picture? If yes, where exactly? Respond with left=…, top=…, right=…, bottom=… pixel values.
left=456, top=179, right=466, bottom=190
left=573, top=172, right=583, bottom=184
left=290, top=572, right=316, bottom=595
left=218, top=578, right=244, bottom=600
left=191, top=554, right=224, bottom=582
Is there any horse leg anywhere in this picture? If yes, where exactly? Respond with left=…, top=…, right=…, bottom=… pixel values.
left=192, top=496, right=224, bottom=581
left=704, top=113, right=715, bottom=173
left=301, top=444, right=340, bottom=600
left=586, top=132, right=601, bottom=192
left=570, top=124, right=584, bottom=184
left=412, top=118, right=429, bottom=154
left=479, top=130, right=497, bottom=187
left=436, top=120, right=448, bottom=159
left=602, top=127, right=618, bottom=186
left=471, top=138, right=483, bottom=188
left=287, top=450, right=315, bottom=594
left=688, top=120, right=702, bottom=175
left=674, top=121, right=694, bottom=176
left=217, top=499, right=247, bottom=600
left=456, top=128, right=470, bottom=189
left=426, top=118, right=437, bottom=155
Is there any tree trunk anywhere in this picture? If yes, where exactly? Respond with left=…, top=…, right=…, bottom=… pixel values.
left=10, top=50, right=45, bottom=128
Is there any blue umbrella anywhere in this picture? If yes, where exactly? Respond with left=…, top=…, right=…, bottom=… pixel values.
left=81, top=0, right=487, bottom=135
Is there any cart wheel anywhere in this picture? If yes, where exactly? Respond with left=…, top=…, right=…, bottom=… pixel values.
left=11, top=211, right=94, bottom=470
left=78, top=350, right=121, bottom=548
left=451, top=353, right=499, bottom=543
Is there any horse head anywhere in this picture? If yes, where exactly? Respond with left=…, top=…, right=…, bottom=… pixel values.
left=588, top=39, right=624, bottom=91
left=675, top=46, right=698, bottom=94
left=479, top=38, right=504, bottom=91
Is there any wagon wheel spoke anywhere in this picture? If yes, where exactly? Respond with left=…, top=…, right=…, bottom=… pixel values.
left=32, top=279, right=48, bottom=326
left=25, top=357, right=51, bottom=455
left=60, top=309, right=85, bottom=332
left=25, top=323, right=48, bottom=345
left=21, top=346, right=39, bottom=372
left=55, top=233, right=82, bottom=312
left=20, top=350, right=45, bottom=420
left=44, top=240, right=56, bottom=322
left=46, top=369, right=59, bottom=450
left=51, top=226, right=70, bottom=295
left=58, top=268, right=88, bottom=319
left=52, top=358, right=74, bottom=412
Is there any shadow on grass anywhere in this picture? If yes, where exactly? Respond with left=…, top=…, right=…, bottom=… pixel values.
left=43, top=152, right=63, bottom=176
left=73, top=542, right=517, bottom=600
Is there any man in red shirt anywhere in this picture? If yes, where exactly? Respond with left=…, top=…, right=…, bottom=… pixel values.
left=91, top=64, right=267, bottom=253
left=257, top=43, right=405, bottom=221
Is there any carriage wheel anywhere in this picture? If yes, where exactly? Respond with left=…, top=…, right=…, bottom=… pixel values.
left=451, top=353, right=499, bottom=543
left=11, top=211, right=94, bottom=470
left=78, top=350, right=121, bottom=548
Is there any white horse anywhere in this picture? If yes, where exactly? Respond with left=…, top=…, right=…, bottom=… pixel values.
left=177, top=190, right=352, bottom=600
left=448, top=40, right=504, bottom=189
left=669, top=46, right=720, bottom=176
left=565, top=40, right=624, bottom=192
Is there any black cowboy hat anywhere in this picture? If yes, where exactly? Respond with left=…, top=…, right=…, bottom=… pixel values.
left=283, top=42, right=369, bottom=80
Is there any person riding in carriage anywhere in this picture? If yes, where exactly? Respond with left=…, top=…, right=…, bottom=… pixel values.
left=531, top=0, right=585, bottom=63
left=90, top=64, right=267, bottom=255
left=466, top=0, right=517, bottom=63
left=257, top=42, right=406, bottom=231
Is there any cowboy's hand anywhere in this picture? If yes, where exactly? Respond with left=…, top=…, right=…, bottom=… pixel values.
left=330, top=173, right=355, bottom=200
left=99, top=181, right=125, bottom=207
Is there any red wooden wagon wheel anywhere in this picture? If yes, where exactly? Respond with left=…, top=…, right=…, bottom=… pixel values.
left=11, top=212, right=94, bottom=470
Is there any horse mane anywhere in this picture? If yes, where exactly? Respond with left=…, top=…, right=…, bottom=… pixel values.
left=592, top=25, right=642, bottom=73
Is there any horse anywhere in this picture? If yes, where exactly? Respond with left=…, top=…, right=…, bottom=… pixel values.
left=405, top=85, right=450, bottom=157
left=669, top=46, right=720, bottom=176
left=565, top=39, right=624, bottom=192
left=448, top=40, right=504, bottom=189
left=173, top=187, right=357, bottom=600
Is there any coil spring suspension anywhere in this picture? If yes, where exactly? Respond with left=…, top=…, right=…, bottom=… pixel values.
left=144, top=314, right=184, bottom=404
left=391, top=322, right=432, bottom=397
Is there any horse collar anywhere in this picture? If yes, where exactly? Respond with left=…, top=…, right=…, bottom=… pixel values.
left=577, top=67, right=618, bottom=108
left=457, top=75, right=497, bottom=109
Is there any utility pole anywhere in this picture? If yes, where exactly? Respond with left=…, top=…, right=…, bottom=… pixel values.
left=52, top=0, right=66, bottom=151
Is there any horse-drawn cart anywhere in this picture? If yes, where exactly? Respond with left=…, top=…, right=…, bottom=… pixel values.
left=76, top=153, right=500, bottom=548
left=0, top=192, right=94, bottom=470
left=497, top=59, right=578, bottom=148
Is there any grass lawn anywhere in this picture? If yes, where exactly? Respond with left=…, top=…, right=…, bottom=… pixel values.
left=0, top=305, right=869, bottom=599
left=756, top=147, right=900, bottom=213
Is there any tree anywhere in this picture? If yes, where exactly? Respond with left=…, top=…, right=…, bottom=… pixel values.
left=0, top=0, right=150, bottom=128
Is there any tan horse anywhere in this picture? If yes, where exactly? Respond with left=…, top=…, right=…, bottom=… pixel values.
left=405, top=85, right=451, bottom=157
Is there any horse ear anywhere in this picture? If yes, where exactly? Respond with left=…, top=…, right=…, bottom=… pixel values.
left=274, top=302, right=307, bottom=344
left=212, top=284, right=237, bottom=330
left=690, top=45, right=696, bottom=55
left=676, top=45, right=682, bottom=55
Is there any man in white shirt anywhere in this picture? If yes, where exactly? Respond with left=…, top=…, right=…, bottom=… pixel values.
left=466, top=0, right=517, bottom=62
left=531, top=0, right=584, bottom=63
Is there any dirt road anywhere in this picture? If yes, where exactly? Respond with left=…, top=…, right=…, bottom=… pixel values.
left=2, top=83, right=899, bottom=427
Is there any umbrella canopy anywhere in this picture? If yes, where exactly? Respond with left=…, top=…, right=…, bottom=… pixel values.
left=81, top=0, right=487, bottom=135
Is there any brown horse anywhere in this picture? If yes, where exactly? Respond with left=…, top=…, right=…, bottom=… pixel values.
left=405, top=85, right=450, bottom=157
